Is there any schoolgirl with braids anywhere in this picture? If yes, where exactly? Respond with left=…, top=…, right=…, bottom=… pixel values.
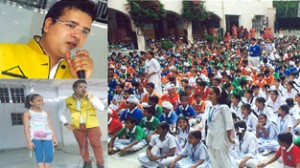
left=290, top=95, right=300, bottom=134
left=282, top=80, right=298, bottom=100
left=175, top=116, right=192, bottom=149
left=266, top=90, right=282, bottom=113
left=270, top=78, right=284, bottom=97
left=23, top=94, right=57, bottom=168
left=205, top=86, right=234, bottom=168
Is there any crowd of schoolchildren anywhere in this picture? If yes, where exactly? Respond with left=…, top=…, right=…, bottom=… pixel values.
left=107, top=32, right=300, bottom=167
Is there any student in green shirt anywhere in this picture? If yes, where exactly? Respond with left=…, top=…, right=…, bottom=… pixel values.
left=148, top=96, right=162, bottom=117
left=233, top=69, right=246, bottom=87
left=108, top=117, right=147, bottom=156
left=139, top=106, right=160, bottom=142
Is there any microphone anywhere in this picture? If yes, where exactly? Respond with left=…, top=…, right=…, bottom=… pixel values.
left=70, top=48, right=86, bottom=79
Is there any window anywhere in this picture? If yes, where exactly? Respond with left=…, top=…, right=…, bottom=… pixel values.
left=11, top=113, right=23, bottom=126
left=0, top=88, right=9, bottom=103
left=10, top=88, right=25, bottom=103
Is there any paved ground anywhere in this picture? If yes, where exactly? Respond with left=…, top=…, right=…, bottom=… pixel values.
left=107, top=146, right=282, bottom=168
left=0, top=143, right=107, bottom=168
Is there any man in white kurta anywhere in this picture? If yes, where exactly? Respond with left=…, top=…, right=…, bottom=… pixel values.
left=145, top=51, right=162, bottom=95
left=206, top=104, right=234, bottom=168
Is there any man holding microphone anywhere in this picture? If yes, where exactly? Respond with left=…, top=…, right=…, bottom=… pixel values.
left=58, top=80, right=105, bottom=168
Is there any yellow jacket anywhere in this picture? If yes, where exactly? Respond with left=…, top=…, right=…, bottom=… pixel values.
left=65, top=96, right=99, bottom=129
left=0, top=36, right=72, bottom=79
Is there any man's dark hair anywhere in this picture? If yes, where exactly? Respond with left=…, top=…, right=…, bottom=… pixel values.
left=42, top=0, right=96, bottom=34
left=73, top=79, right=87, bottom=90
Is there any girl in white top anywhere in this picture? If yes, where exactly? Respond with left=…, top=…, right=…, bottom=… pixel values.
left=241, top=104, right=258, bottom=133
left=23, top=94, right=57, bottom=168
left=206, top=86, right=235, bottom=168
left=266, top=90, right=282, bottom=113
left=253, top=97, right=277, bottom=122
left=242, top=89, right=256, bottom=110
left=231, top=121, right=258, bottom=168
left=170, top=131, right=211, bottom=168
left=138, top=122, right=182, bottom=168
left=282, top=81, right=298, bottom=101
left=230, top=94, right=243, bottom=120
left=175, top=116, right=193, bottom=149
left=270, top=78, right=284, bottom=97
left=287, top=97, right=300, bottom=134
left=277, top=104, right=293, bottom=133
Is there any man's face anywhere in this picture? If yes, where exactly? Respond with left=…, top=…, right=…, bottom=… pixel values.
left=43, top=8, right=92, bottom=58
left=74, top=82, right=87, bottom=97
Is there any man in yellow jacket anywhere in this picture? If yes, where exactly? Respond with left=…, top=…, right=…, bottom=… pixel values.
left=0, top=0, right=94, bottom=79
left=58, top=80, right=105, bottom=168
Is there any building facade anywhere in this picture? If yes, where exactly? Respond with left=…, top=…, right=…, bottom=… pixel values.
left=108, top=0, right=275, bottom=50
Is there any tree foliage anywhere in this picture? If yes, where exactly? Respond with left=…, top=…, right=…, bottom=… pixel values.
left=126, top=0, right=166, bottom=29
left=181, top=0, right=210, bottom=22
left=273, top=1, right=298, bottom=18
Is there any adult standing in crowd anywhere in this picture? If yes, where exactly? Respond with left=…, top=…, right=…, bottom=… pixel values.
left=145, top=50, right=162, bottom=95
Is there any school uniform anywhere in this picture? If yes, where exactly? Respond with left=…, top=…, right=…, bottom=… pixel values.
left=108, top=117, right=123, bottom=137
left=206, top=104, right=234, bottom=168
left=154, top=104, right=163, bottom=118
left=277, top=115, right=293, bottom=133
left=253, top=106, right=277, bottom=123
left=139, top=116, right=160, bottom=134
left=175, top=127, right=193, bottom=148
left=275, top=144, right=300, bottom=168
left=119, top=107, right=144, bottom=124
left=257, top=122, right=279, bottom=153
left=175, top=141, right=211, bottom=168
left=110, top=92, right=124, bottom=110
left=290, top=106, right=300, bottom=133
left=230, top=101, right=243, bottom=120
left=266, top=96, right=282, bottom=113
left=231, top=131, right=258, bottom=168
left=158, top=111, right=178, bottom=126
left=282, top=89, right=297, bottom=101
left=242, top=96, right=256, bottom=110
left=242, top=112, right=258, bottom=133
left=137, top=133, right=182, bottom=168
left=113, top=125, right=147, bottom=152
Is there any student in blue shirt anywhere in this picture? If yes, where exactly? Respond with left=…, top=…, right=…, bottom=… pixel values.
left=175, top=95, right=196, bottom=124
left=159, top=101, right=178, bottom=131
left=248, top=38, right=261, bottom=67
left=120, top=95, right=144, bottom=124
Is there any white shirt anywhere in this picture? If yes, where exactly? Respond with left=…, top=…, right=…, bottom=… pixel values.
left=230, top=101, right=243, bottom=119
left=232, top=131, right=258, bottom=159
left=29, top=110, right=52, bottom=140
left=58, top=94, right=105, bottom=124
left=253, top=106, right=277, bottom=122
left=243, top=112, right=258, bottom=133
left=150, top=133, right=182, bottom=156
left=277, top=115, right=293, bottom=133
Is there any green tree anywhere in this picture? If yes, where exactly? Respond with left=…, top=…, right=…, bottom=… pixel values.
left=273, top=1, right=298, bottom=18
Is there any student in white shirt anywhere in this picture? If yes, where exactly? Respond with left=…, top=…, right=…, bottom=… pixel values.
left=230, top=94, right=243, bottom=120
left=253, top=97, right=277, bottom=122
left=241, top=103, right=258, bottom=133
left=266, top=90, right=282, bottom=114
left=175, top=116, right=193, bottom=149
left=242, top=89, right=256, bottom=110
left=170, top=131, right=211, bottom=168
left=138, top=122, right=182, bottom=168
left=282, top=81, right=298, bottom=101
left=291, top=95, right=300, bottom=134
left=206, top=86, right=235, bottom=168
left=277, top=104, right=293, bottom=133
left=231, top=121, right=258, bottom=168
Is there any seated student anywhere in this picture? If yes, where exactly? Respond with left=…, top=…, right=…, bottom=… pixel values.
left=137, top=122, right=182, bottom=168
left=161, top=83, right=180, bottom=110
left=256, top=114, right=279, bottom=155
left=260, top=84, right=270, bottom=101
left=193, top=81, right=209, bottom=101
left=175, top=95, right=196, bottom=125
left=241, top=103, right=258, bottom=133
left=175, top=116, right=193, bottom=149
left=108, top=108, right=123, bottom=138
left=119, top=95, right=144, bottom=124
left=185, top=86, right=195, bottom=105
left=170, top=131, right=211, bottom=168
left=231, top=121, right=258, bottom=168
left=282, top=81, right=298, bottom=100
left=277, top=104, right=293, bottom=133
left=230, top=94, right=243, bottom=120
left=108, top=117, right=147, bottom=156
left=158, top=101, right=178, bottom=131
left=258, top=132, right=300, bottom=168
left=289, top=96, right=300, bottom=134
left=253, top=73, right=267, bottom=88
left=141, top=82, right=162, bottom=105
left=110, top=83, right=125, bottom=110
left=139, top=105, right=160, bottom=142
left=192, top=93, right=207, bottom=122
left=253, top=97, right=277, bottom=122
left=148, top=96, right=162, bottom=118
left=266, top=90, right=281, bottom=114
left=233, top=69, right=246, bottom=87
left=178, top=78, right=189, bottom=94
left=242, top=89, right=256, bottom=110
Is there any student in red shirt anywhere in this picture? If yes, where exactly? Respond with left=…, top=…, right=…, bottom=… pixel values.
left=108, top=109, right=123, bottom=137
left=258, top=132, right=300, bottom=168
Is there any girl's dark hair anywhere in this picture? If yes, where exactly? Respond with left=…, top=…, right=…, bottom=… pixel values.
left=245, top=89, right=254, bottom=95
left=25, top=94, right=42, bottom=109
left=43, top=0, right=96, bottom=34
left=241, top=103, right=252, bottom=113
left=258, top=114, right=268, bottom=120
left=256, top=97, right=266, bottom=105
left=234, top=120, right=247, bottom=131
left=279, top=104, right=289, bottom=115
left=175, top=116, right=190, bottom=135
left=211, top=86, right=229, bottom=105
left=232, top=94, right=241, bottom=101
left=278, top=132, right=293, bottom=146
left=124, top=116, right=137, bottom=124
left=116, top=83, right=125, bottom=89
left=157, top=122, right=173, bottom=135
left=72, top=79, right=87, bottom=89
left=189, top=130, right=202, bottom=140
left=148, top=96, right=159, bottom=104
left=146, top=82, right=155, bottom=88
left=270, top=90, right=279, bottom=96
left=286, top=98, right=294, bottom=107
left=124, top=89, right=134, bottom=95
left=287, top=80, right=299, bottom=92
